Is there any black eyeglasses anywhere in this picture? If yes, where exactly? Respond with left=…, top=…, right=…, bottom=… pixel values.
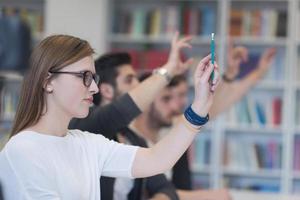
left=49, top=70, right=100, bottom=87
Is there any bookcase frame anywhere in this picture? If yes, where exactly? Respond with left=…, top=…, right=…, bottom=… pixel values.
left=107, top=0, right=300, bottom=194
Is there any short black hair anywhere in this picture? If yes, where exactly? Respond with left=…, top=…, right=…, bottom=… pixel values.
left=95, top=52, right=132, bottom=87
left=138, top=72, right=187, bottom=88
left=93, top=52, right=131, bottom=105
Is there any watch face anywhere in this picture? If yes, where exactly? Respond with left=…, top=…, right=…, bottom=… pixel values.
left=159, top=68, right=167, bottom=74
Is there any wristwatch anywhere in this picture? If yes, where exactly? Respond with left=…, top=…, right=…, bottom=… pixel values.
left=153, top=67, right=172, bottom=82
left=222, top=74, right=235, bottom=83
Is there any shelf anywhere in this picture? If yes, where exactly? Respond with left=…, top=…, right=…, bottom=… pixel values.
left=109, top=34, right=211, bottom=45
left=225, top=124, right=283, bottom=134
left=0, top=72, right=23, bottom=81
left=191, top=164, right=211, bottom=174
left=254, top=81, right=285, bottom=90
left=223, top=168, right=282, bottom=178
left=111, top=0, right=218, bottom=2
left=293, top=172, right=300, bottom=179
left=0, top=116, right=15, bottom=122
left=293, top=127, right=300, bottom=134
left=231, top=37, right=287, bottom=46
left=293, top=82, right=300, bottom=90
left=110, top=34, right=287, bottom=46
left=231, top=0, right=288, bottom=2
left=108, top=0, right=298, bottom=195
left=231, top=190, right=299, bottom=200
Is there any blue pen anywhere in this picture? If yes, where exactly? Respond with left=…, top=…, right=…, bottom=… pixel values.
left=210, top=33, right=215, bottom=81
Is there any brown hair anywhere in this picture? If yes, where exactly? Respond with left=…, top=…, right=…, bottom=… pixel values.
left=10, top=35, right=94, bottom=137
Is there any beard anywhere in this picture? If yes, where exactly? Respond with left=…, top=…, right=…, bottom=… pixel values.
left=148, top=104, right=177, bottom=128
left=112, top=88, right=125, bottom=101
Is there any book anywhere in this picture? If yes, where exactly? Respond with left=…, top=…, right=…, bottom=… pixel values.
left=237, top=54, right=260, bottom=80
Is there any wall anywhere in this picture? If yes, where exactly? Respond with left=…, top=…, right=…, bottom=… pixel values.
left=44, top=0, right=108, bottom=56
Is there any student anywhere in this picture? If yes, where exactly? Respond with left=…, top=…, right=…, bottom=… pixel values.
left=131, top=73, right=229, bottom=200
left=0, top=33, right=219, bottom=200
left=69, top=33, right=193, bottom=142
left=72, top=52, right=229, bottom=200
left=70, top=33, right=195, bottom=199
left=210, top=45, right=276, bottom=117
left=150, top=46, right=276, bottom=189
left=132, top=45, right=276, bottom=199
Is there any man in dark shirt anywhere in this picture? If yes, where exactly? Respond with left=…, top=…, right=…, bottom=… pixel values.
left=131, top=46, right=277, bottom=199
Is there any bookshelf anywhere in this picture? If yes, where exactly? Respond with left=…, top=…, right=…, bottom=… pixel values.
left=107, top=0, right=300, bottom=195
left=0, top=0, right=45, bottom=149
left=0, top=72, right=23, bottom=150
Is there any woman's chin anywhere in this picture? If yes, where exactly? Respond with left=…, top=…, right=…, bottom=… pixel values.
left=74, top=110, right=89, bottom=119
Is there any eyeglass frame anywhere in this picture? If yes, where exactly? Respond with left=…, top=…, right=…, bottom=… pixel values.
left=48, top=70, right=100, bottom=87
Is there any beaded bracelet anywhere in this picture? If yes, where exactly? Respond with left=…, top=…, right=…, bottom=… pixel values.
left=184, top=105, right=209, bottom=126
left=181, top=115, right=202, bottom=133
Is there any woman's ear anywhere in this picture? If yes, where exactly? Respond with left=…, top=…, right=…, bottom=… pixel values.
left=99, top=83, right=114, bottom=101
left=43, top=73, right=53, bottom=93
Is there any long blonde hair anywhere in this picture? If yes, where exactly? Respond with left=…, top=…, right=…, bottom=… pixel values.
left=10, top=35, right=94, bottom=137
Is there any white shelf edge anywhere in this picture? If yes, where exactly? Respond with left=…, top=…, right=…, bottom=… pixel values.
left=293, top=82, right=300, bottom=89
left=231, top=0, right=288, bottom=2
left=254, top=81, right=285, bottom=90
left=293, top=172, right=300, bottom=179
left=109, top=34, right=211, bottom=45
left=223, top=168, right=282, bottom=178
left=231, top=37, right=287, bottom=46
left=225, top=124, right=283, bottom=134
left=0, top=72, right=23, bottom=81
left=191, top=164, right=211, bottom=174
left=293, top=127, right=300, bottom=134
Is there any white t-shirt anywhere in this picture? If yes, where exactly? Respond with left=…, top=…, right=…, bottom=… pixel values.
left=113, top=135, right=135, bottom=200
left=0, top=130, right=138, bottom=200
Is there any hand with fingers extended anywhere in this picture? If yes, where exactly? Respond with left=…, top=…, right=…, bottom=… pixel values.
left=164, top=31, right=194, bottom=77
left=255, top=48, right=277, bottom=79
left=191, top=54, right=220, bottom=117
left=225, top=44, right=249, bottom=81
left=225, top=43, right=277, bottom=82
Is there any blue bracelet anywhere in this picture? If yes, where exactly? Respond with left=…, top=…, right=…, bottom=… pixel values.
left=184, top=105, right=209, bottom=126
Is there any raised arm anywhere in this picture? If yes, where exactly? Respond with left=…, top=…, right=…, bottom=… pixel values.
left=209, top=47, right=276, bottom=119
left=129, top=32, right=194, bottom=111
left=132, top=54, right=220, bottom=178
left=69, top=33, right=193, bottom=137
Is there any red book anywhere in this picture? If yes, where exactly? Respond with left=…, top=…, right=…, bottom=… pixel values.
left=111, top=49, right=141, bottom=70
left=141, top=50, right=185, bottom=70
left=141, top=50, right=169, bottom=70
left=183, top=8, right=191, bottom=35
left=272, top=98, right=282, bottom=126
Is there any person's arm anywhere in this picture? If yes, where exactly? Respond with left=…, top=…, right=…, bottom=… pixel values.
left=177, top=189, right=231, bottom=200
left=69, top=33, right=193, bottom=139
left=132, top=54, right=220, bottom=178
left=209, top=48, right=276, bottom=119
left=146, top=174, right=179, bottom=200
left=129, top=32, right=194, bottom=111
left=69, top=94, right=139, bottom=139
